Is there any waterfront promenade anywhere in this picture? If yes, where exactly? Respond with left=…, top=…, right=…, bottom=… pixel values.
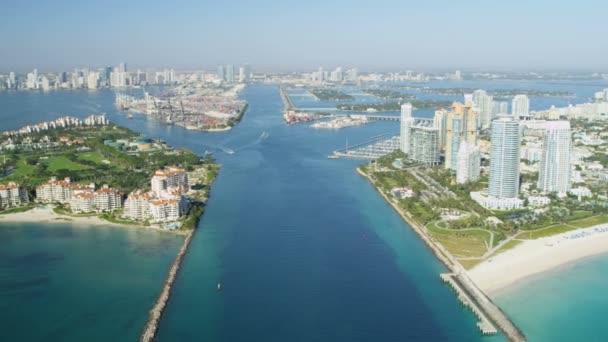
left=357, top=167, right=527, bottom=342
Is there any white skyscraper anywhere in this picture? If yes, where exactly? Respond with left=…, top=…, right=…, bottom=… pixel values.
left=464, top=93, right=474, bottom=106
left=512, top=95, right=530, bottom=120
left=488, top=116, right=520, bottom=198
left=456, top=142, right=481, bottom=184
left=473, top=89, right=494, bottom=129
left=538, top=121, right=571, bottom=195
left=400, top=103, right=413, bottom=154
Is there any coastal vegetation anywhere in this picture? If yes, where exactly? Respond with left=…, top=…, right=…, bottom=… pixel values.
left=1, top=122, right=219, bottom=231
left=337, top=100, right=452, bottom=112
left=363, top=89, right=416, bottom=100
left=1, top=125, right=201, bottom=194
left=310, top=88, right=353, bottom=101
left=361, top=151, right=608, bottom=269
left=388, top=85, right=575, bottom=98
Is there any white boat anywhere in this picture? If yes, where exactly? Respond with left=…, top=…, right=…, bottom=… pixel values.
left=217, top=283, right=222, bottom=291
left=328, top=155, right=339, bottom=159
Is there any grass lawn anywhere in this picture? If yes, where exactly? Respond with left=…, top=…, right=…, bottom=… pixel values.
left=427, top=221, right=491, bottom=258
left=46, top=156, right=90, bottom=172
left=569, top=215, right=608, bottom=228
left=459, top=259, right=482, bottom=270
left=519, top=224, right=577, bottom=239
left=78, top=151, right=106, bottom=164
left=10, top=156, right=37, bottom=178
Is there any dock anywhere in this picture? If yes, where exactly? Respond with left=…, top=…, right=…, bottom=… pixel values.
left=332, top=133, right=400, bottom=159
left=441, top=273, right=497, bottom=335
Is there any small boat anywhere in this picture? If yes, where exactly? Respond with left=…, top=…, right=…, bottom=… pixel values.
left=127, top=114, right=134, bottom=119
left=217, top=283, right=222, bottom=291
left=328, top=155, right=339, bottom=159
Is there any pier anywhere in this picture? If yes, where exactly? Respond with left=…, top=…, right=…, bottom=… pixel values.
left=332, top=133, right=400, bottom=159
left=140, top=229, right=195, bottom=342
left=441, top=273, right=497, bottom=335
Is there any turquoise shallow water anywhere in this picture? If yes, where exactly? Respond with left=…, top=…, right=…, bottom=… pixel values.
left=1, top=80, right=608, bottom=341
left=495, top=254, right=608, bottom=341
left=0, top=222, right=183, bottom=341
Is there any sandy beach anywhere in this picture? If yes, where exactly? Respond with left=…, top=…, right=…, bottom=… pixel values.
left=0, top=206, right=185, bottom=234
left=468, top=224, right=608, bottom=296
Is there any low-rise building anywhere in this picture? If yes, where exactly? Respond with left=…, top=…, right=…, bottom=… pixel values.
left=471, top=191, right=524, bottom=211
left=390, top=187, right=415, bottom=200
left=528, top=195, right=551, bottom=207
left=570, top=186, right=592, bottom=198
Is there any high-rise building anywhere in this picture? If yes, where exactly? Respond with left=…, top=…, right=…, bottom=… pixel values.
left=492, top=101, right=509, bottom=117
left=538, top=121, right=571, bottom=195
left=433, top=109, right=448, bottom=151
left=87, top=72, right=99, bottom=89
left=118, top=62, right=127, bottom=73
left=400, top=103, right=413, bottom=154
left=226, top=64, right=235, bottom=83
left=217, top=65, right=226, bottom=81
left=456, top=142, right=481, bottom=184
left=445, top=103, right=477, bottom=171
left=488, top=116, right=521, bottom=198
left=464, top=94, right=474, bottom=106
left=512, top=95, right=530, bottom=120
left=473, top=89, right=494, bottom=129
left=409, top=126, right=440, bottom=165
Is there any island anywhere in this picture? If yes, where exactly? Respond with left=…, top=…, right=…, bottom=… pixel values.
left=0, top=114, right=219, bottom=233
left=337, top=100, right=452, bottom=112
left=363, top=88, right=416, bottom=100
left=310, top=88, right=354, bottom=101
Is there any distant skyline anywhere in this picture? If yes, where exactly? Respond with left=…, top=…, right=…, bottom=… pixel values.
left=2, top=0, right=608, bottom=71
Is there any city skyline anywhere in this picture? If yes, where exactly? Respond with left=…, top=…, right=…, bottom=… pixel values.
left=2, top=0, right=608, bottom=71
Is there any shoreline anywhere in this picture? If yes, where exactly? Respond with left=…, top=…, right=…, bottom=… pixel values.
left=357, top=167, right=527, bottom=341
left=468, top=225, right=608, bottom=296
left=0, top=206, right=188, bottom=235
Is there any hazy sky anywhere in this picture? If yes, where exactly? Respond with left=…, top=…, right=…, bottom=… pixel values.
left=1, top=0, right=607, bottom=71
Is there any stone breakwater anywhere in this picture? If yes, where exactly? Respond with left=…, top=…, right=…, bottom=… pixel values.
left=140, top=229, right=195, bottom=342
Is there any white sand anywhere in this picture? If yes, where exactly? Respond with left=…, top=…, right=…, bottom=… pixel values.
left=468, top=225, right=608, bottom=296
left=0, top=206, right=185, bottom=234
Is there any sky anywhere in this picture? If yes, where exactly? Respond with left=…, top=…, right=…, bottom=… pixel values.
left=1, top=0, right=607, bottom=72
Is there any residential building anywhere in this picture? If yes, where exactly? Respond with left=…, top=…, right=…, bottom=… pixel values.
left=93, top=185, right=122, bottom=212
left=488, top=116, right=521, bottom=199
left=512, top=95, right=530, bottom=120
left=538, top=121, right=571, bottom=195
left=409, top=125, right=440, bottom=165
left=456, top=142, right=481, bottom=184
left=151, top=166, right=189, bottom=196
left=445, top=102, right=477, bottom=171
left=433, top=109, right=448, bottom=151
left=400, top=103, right=413, bottom=154
left=124, top=191, right=154, bottom=221
left=473, top=89, right=493, bottom=129
left=36, top=177, right=73, bottom=203
left=69, top=192, right=95, bottom=213
left=0, top=182, right=29, bottom=209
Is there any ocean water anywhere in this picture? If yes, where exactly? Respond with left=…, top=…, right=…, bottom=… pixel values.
left=1, top=80, right=607, bottom=341
left=0, top=222, right=183, bottom=341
